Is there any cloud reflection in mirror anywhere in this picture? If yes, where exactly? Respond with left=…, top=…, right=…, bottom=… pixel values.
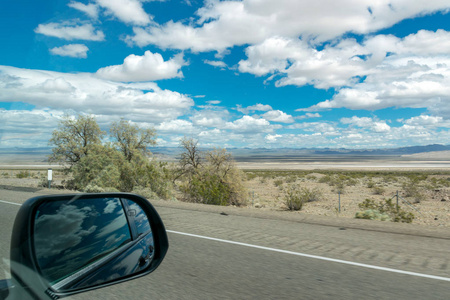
left=34, top=197, right=131, bottom=284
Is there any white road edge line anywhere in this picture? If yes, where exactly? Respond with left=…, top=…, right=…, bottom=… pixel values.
left=2, top=200, right=448, bottom=282
left=167, top=230, right=450, bottom=282
left=0, top=200, right=22, bottom=206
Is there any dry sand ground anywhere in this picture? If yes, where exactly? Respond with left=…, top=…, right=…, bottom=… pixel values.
left=1, top=161, right=449, bottom=228
left=238, top=161, right=450, bottom=228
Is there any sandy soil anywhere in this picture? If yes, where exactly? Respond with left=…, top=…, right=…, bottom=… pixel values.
left=243, top=170, right=450, bottom=228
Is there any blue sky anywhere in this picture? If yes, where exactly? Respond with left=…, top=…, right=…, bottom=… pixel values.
left=1, top=0, right=450, bottom=149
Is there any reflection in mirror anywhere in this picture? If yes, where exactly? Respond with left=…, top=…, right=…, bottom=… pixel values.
left=32, top=196, right=154, bottom=292
left=126, top=199, right=151, bottom=236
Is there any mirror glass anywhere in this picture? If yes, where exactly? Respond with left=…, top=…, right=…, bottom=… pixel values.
left=32, top=196, right=153, bottom=292
left=126, top=199, right=151, bottom=236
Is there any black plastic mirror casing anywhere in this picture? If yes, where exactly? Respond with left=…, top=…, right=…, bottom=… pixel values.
left=9, top=193, right=168, bottom=299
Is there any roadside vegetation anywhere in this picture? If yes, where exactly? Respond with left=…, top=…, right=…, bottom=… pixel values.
left=44, top=114, right=245, bottom=205
left=244, top=169, right=450, bottom=225
left=2, top=115, right=449, bottom=225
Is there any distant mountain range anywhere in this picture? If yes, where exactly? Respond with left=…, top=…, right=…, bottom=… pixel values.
left=1, top=144, right=450, bottom=164
left=151, top=144, right=450, bottom=161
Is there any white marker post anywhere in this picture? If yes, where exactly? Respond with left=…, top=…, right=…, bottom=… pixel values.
left=48, top=168, right=53, bottom=189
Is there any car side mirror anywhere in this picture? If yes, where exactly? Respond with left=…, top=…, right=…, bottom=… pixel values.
left=7, top=193, right=168, bottom=299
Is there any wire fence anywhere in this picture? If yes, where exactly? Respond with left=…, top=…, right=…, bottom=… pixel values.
left=390, top=190, right=424, bottom=217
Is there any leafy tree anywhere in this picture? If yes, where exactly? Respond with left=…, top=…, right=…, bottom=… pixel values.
left=110, top=119, right=157, bottom=162
left=177, top=137, right=246, bottom=206
left=49, top=115, right=104, bottom=166
left=49, top=115, right=173, bottom=199
left=178, top=137, right=202, bottom=174
left=68, top=144, right=122, bottom=191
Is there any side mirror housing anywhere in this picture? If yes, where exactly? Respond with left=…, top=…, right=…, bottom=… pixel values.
left=8, top=193, right=168, bottom=299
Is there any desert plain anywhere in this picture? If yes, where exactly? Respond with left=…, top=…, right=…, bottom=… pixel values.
left=1, top=150, right=450, bottom=228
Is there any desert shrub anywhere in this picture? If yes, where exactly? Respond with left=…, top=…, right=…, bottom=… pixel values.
left=274, top=179, right=284, bottom=187
left=16, top=170, right=31, bottom=178
left=345, top=178, right=358, bottom=186
left=284, top=184, right=322, bottom=211
left=333, top=180, right=346, bottom=194
left=245, top=172, right=258, bottom=181
left=439, top=178, right=450, bottom=187
left=141, top=160, right=174, bottom=200
left=408, top=174, right=428, bottom=182
left=367, top=180, right=375, bottom=188
left=319, top=175, right=332, bottom=184
left=372, top=185, right=385, bottom=195
left=184, top=173, right=231, bottom=206
left=306, top=174, right=317, bottom=181
left=83, top=184, right=119, bottom=193
left=83, top=184, right=105, bottom=193
left=286, top=175, right=297, bottom=183
left=428, top=177, right=450, bottom=189
left=318, top=174, right=348, bottom=193
left=132, top=186, right=158, bottom=200
left=382, top=174, right=398, bottom=184
left=177, top=140, right=246, bottom=206
left=68, top=144, right=122, bottom=191
left=355, top=209, right=390, bottom=221
left=64, top=143, right=173, bottom=199
left=356, top=198, right=414, bottom=223
left=402, top=179, right=425, bottom=203
left=38, top=176, right=49, bottom=188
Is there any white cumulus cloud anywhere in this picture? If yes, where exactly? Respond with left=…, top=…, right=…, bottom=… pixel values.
left=35, top=21, right=105, bottom=41
left=126, top=0, right=450, bottom=51
left=96, top=0, right=152, bottom=26
left=262, top=110, right=294, bottom=123
left=204, top=60, right=227, bottom=68
left=0, top=65, right=193, bottom=123
left=69, top=1, right=99, bottom=19
left=237, top=103, right=273, bottom=114
left=50, top=44, right=89, bottom=58
left=97, top=51, right=186, bottom=82
left=224, top=115, right=277, bottom=133
left=340, top=116, right=391, bottom=133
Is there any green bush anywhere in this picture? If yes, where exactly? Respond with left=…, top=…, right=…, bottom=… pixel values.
left=318, top=175, right=332, bottom=184
left=402, top=179, right=425, bottom=203
left=284, top=184, right=322, bottom=211
left=355, top=209, right=390, bottom=221
left=16, top=170, right=31, bottom=178
left=38, top=176, right=49, bottom=188
left=185, top=173, right=232, bottom=206
left=64, top=144, right=174, bottom=199
left=177, top=143, right=246, bottom=206
left=372, top=185, right=385, bottom=195
left=286, top=176, right=297, bottom=183
left=274, top=179, right=284, bottom=187
left=305, top=174, right=317, bottom=181
left=356, top=198, right=414, bottom=223
left=132, top=186, right=158, bottom=200
left=83, top=185, right=119, bottom=193
left=68, top=144, right=122, bottom=191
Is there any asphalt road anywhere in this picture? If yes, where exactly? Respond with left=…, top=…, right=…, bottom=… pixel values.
left=1, top=189, right=449, bottom=299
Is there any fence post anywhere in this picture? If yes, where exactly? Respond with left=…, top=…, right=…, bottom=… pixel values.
left=338, top=191, right=341, bottom=213
left=396, top=190, right=399, bottom=212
